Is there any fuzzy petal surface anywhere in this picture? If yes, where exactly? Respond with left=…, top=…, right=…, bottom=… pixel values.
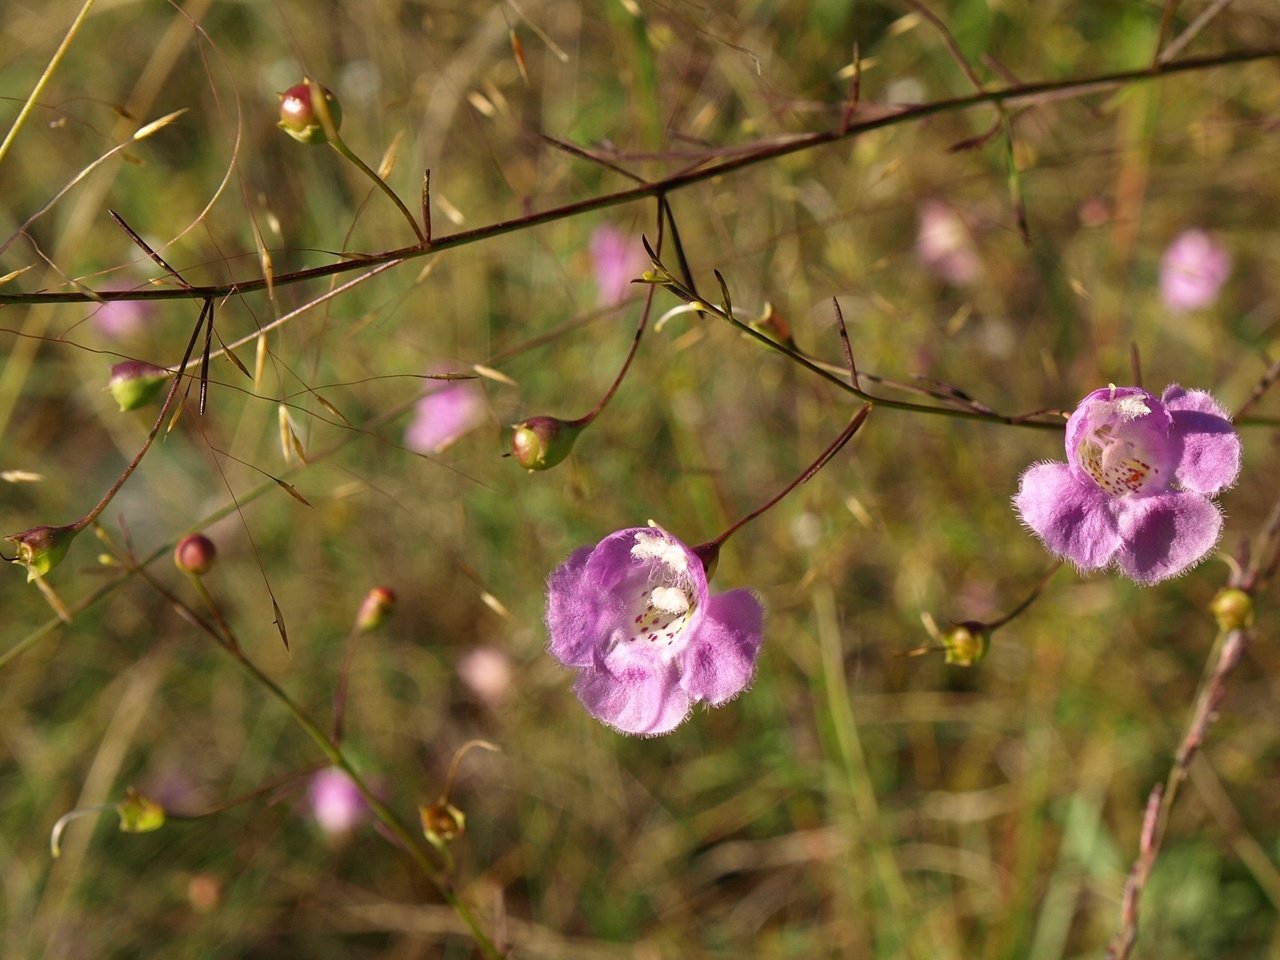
left=574, top=664, right=692, bottom=736
left=680, top=589, right=764, bottom=706
left=1162, top=385, right=1242, bottom=496
left=1015, top=462, right=1123, bottom=570
left=545, top=547, right=602, bottom=668
left=1114, top=492, right=1223, bottom=584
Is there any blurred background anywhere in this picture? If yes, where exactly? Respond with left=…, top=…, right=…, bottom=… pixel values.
left=2, top=1, right=1279, bottom=957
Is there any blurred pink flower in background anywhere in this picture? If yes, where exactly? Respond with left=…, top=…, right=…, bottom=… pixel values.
left=916, top=200, right=981, bottom=286
left=404, top=372, right=487, bottom=454
left=91, top=298, right=150, bottom=339
left=308, top=767, right=367, bottom=836
left=1160, top=229, right=1231, bottom=312
left=457, top=646, right=513, bottom=709
left=589, top=225, right=648, bottom=307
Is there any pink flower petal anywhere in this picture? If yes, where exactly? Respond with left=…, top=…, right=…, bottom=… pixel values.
left=1014, top=462, right=1123, bottom=570
left=573, top=663, right=692, bottom=736
left=404, top=382, right=486, bottom=454
left=1162, top=385, right=1242, bottom=496
left=680, top=589, right=764, bottom=705
left=1114, top=493, right=1223, bottom=584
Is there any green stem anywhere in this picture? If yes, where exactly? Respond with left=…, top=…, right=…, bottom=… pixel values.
left=227, top=651, right=502, bottom=958
left=0, top=0, right=98, bottom=168
left=329, top=137, right=428, bottom=247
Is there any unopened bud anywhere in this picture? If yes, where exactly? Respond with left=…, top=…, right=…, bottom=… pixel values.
left=174, top=533, right=217, bottom=575
left=420, top=799, right=465, bottom=846
left=278, top=80, right=343, bottom=145
left=5, top=523, right=78, bottom=582
left=1210, top=588, right=1254, bottom=632
left=117, top=787, right=165, bottom=834
left=510, top=416, right=583, bottom=471
left=356, top=586, right=396, bottom=633
left=942, top=621, right=989, bottom=667
left=108, top=360, right=170, bottom=412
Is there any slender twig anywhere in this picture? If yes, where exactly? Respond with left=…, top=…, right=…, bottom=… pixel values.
left=648, top=251, right=1064, bottom=430
left=1106, top=626, right=1251, bottom=959
left=70, top=300, right=209, bottom=533
left=702, top=405, right=872, bottom=554
left=0, top=0, right=99, bottom=168
left=4, top=49, right=1278, bottom=307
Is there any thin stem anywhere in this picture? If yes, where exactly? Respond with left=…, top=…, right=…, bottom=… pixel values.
left=575, top=277, right=657, bottom=427
left=653, top=262, right=1064, bottom=430
left=986, top=560, right=1063, bottom=631
left=1107, top=623, right=1252, bottom=959
left=93, top=524, right=503, bottom=960
left=0, top=0, right=99, bottom=168
left=329, top=137, right=428, bottom=247
left=4, top=48, right=1276, bottom=307
left=704, top=404, right=871, bottom=553
left=71, top=300, right=209, bottom=533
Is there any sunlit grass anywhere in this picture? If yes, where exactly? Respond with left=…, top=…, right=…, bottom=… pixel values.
left=2, top=2, right=1279, bottom=958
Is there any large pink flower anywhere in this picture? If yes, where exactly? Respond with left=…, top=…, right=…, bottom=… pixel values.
left=1015, top=385, right=1241, bottom=584
left=546, top=526, right=764, bottom=735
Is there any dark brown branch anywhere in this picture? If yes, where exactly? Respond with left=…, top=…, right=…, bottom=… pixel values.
left=3, top=47, right=1277, bottom=308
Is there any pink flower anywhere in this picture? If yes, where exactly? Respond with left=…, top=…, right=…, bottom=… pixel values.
left=546, top=526, right=764, bottom=735
left=1014, top=385, right=1241, bottom=584
left=308, top=768, right=367, bottom=836
left=1160, top=230, right=1231, bottom=312
left=916, top=201, right=980, bottom=286
left=404, top=373, right=487, bottom=454
left=589, top=225, right=648, bottom=307
left=91, top=299, right=150, bottom=339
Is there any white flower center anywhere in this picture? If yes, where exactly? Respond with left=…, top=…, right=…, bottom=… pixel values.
left=1076, top=396, right=1167, bottom=497
left=624, top=532, right=696, bottom=656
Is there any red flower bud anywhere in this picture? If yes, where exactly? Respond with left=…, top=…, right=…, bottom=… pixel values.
left=278, top=80, right=343, bottom=145
left=174, top=533, right=217, bottom=575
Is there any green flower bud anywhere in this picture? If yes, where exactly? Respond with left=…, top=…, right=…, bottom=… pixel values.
left=356, top=586, right=396, bottom=633
left=6, top=523, right=78, bottom=582
left=108, top=360, right=170, bottom=412
left=278, top=80, right=343, bottom=145
left=1210, top=587, right=1254, bottom=632
left=117, top=787, right=165, bottom=834
left=174, top=533, right=217, bottom=575
left=942, top=621, right=989, bottom=667
left=510, top=416, right=583, bottom=471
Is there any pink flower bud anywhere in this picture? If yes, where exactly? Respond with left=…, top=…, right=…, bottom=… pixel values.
left=108, top=360, right=170, bottom=412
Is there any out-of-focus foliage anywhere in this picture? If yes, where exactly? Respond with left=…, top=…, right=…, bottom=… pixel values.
left=2, top=1, right=1279, bottom=957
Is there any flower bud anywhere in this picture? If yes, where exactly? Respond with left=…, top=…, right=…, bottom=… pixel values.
left=117, top=787, right=165, bottom=834
left=174, top=533, right=217, bottom=575
left=510, top=416, right=583, bottom=471
left=278, top=80, right=343, bottom=145
left=108, top=360, right=170, bottom=412
left=356, top=586, right=396, bottom=633
left=942, top=621, right=989, bottom=667
left=1210, top=587, right=1254, bottom=632
left=420, top=799, right=465, bottom=845
left=6, top=523, right=78, bottom=582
